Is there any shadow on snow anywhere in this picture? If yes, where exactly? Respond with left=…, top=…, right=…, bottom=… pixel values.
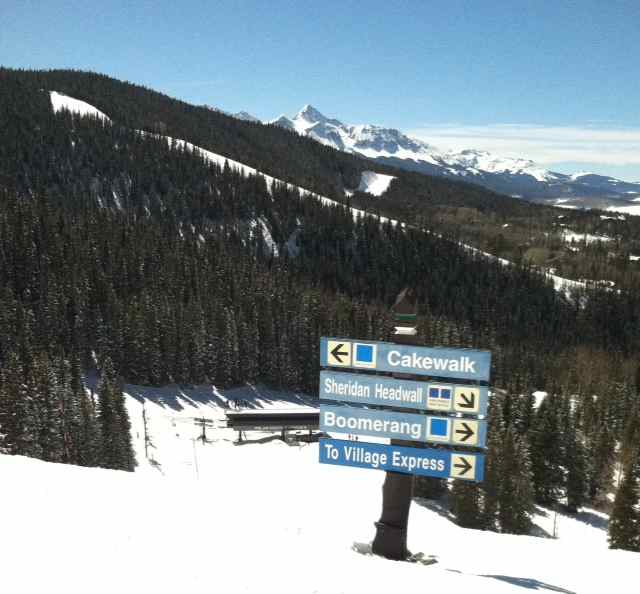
left=447, top=570, right=576, bottom=594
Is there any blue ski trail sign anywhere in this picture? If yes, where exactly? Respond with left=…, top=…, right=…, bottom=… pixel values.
left=320, top=438, right=485, bottom=482
left=320, top=404, right=487, bottom=447
left=319, top=370, right=488, bottom=416
left=320, top=337, right=491, bottom=382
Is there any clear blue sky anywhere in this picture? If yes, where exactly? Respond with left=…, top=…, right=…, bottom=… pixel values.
left=2, top=0, right=639, bottom=179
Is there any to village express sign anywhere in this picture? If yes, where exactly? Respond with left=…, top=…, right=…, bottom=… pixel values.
left=320, top=438, right=484, bottom=481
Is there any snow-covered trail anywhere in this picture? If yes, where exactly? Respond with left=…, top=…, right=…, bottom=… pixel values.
left=3, top=382, right=636, bottom=594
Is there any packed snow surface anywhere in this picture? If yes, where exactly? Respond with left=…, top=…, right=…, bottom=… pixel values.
left=357, top=171, right=396, bottom=196
left=1, top=382, right=637, bottom=594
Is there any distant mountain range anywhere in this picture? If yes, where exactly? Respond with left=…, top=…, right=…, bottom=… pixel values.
left=251, top=104, right=640, bottom=210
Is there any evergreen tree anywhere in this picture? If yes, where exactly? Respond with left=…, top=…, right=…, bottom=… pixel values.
left=111, top=373, right=136, bottom=472
left=56, top=358, right=78, bottom=464
left=97, top=357, right=135, bottom=471
left=1, top=352, right=42, bottom=459
left=481, top=390, right=505, bottom=531
left=76, top=386, right=100, bottom=468
left=587, top=421, right=616, bottom=504
left=450, top=480, right=483, bottom=529
left=620, top=410, right=640, bottom=471
left=498, top=429, right=535, bottom=534
left=31, top=353, right=64, bottom=462
left=529, top=394, right=564, bottom=504
left=565, top=419, right=589, bottom=513
left=608, top=453, right=640, bottom=551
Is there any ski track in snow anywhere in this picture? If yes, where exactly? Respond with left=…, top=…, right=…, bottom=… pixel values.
left=49, top=91, right=586, bottom=295
left=1, top=382, right=637, bottom=594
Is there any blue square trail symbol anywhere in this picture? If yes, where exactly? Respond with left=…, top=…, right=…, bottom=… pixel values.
left=429, top=418, right=449, bottom=437
left=356, top=344, right=374, bottom=363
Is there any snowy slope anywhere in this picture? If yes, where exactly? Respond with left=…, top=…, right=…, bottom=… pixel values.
left=50, top=91, right=110, bottom=121
left=50, top=90, right=310, bottom=205
left=607, top=204, right=640, bottom=216
left=1, top=381, right=637, bottom=594
left=47, top=90, right=586, bottom=293
left=272, top=105, right=640, bottom=205
left=49, top=90, right=401, bottom=227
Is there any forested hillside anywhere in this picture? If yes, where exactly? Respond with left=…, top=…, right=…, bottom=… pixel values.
left=4, top=67, right=640, bottom=289
left=0, top=68, right=638, bottom=549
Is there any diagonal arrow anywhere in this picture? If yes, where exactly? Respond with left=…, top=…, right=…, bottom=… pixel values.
left=330, top=343, right=349, bottom=363
left=457, top=391, right=476, bottom=409
left=453, top=456, right=472, bottom=476
left=455, top=422, right=475, bottom=442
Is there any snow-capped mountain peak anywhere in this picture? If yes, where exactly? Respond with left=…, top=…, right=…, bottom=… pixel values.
left=272, top=105, right=441, bottom=161
left=443, top=149, right=559, bottom=182
left=275, top=106, right=556, bottom=178
left=271, top=104, right=640, bottom=205
left=296, top=104, right=334, bottom=124
left=233, top=111, right=261, bottom=123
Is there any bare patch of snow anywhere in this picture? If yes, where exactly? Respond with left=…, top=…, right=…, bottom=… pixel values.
left=357, top=171, right=396, bottom=196
left=532, top=391, right=547, bottom=409
left=561, top=230, right=612, bottom=244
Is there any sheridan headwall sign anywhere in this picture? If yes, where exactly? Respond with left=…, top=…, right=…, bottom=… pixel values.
left=320, top=337, right=491, bottom=382
left=319, top=370, right=489, bottom=416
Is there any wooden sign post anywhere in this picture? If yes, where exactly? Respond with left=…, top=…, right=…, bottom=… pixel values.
left=372, top=288, right=418, bottom=560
